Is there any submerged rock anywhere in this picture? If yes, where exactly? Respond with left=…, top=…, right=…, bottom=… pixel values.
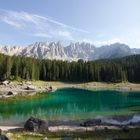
left=24, top=117, right=48, bottom=132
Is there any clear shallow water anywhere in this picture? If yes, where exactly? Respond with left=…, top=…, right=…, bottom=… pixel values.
left=0, top=88, right=140, bottom=125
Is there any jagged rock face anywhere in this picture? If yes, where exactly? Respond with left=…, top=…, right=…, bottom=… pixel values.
left=48, top=42, right=67, bottom=60
left=21, top=42, right=49, bottom=59
left=0, top=45, right=22, bottom=56
left=0, top=41, right=139, bottom=61
left=21, top=42, right=67, bottom=60
left=64, top=42, right=96, bottom=60
left=66, top=42, right=133, bottom=60
left=92, top=43, right=132, bottom=60
left=131, top=48, right=140, bottom=54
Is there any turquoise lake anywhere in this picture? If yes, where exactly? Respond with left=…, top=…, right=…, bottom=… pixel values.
left=0, top=88, right=140, bottom=125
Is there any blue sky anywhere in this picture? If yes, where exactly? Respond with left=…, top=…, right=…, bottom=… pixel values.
left=0, top=0, right=140, bottom=48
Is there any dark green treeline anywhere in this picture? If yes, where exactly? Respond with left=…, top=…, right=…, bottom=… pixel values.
left=0, top=53, right=140, bottom=82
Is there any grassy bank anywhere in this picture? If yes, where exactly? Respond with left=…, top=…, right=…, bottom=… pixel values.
left=34, top=81, right=140, bottom=91
left=5, top=127, right=140, bottom=140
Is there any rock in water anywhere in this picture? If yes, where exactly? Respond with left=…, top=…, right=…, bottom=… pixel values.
left=24, top=117, right=48, bottom=132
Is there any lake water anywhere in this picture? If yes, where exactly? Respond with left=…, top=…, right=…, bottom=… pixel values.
left=0, top=88, right=140, bottom=125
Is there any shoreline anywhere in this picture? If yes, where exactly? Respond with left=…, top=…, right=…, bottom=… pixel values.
left=0, top=123, right=139, bottom=132
left=0, top=81, right=140, bottom=132
left=0, top=114, right=140, bottom=132
left=53, top=81, right=140, bottom=92
left=0, top=81, right=140, bottom=95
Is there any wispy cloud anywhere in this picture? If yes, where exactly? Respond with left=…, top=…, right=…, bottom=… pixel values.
left=32, top=32, right=52, bottom=38
left=81, top=38, right=94, bottom=44
left=94, top=38, right=121, bottom=46
left=0, top=9, right=88, bottom=41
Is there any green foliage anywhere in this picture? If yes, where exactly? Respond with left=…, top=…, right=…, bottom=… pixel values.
left=0, top=53, right=140, bottom=82
left=9, top=75, right=16, bottom=81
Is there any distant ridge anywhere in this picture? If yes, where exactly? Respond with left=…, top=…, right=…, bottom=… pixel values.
left=0, top=41, right=139, bottom=61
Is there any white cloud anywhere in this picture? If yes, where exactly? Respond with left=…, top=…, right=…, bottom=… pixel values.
left=94, top=38, right=121, bottom=47
left=32, top=32, right=52, bottom=38
left=0, top=10, right=40, bottom=28
left=58, top=31, right=71, bottom=37
left=0, top=9, right=88, bottom=40
left=81, top=38, right=94, bottom=44
left=1, top=18, right=23, bottom=28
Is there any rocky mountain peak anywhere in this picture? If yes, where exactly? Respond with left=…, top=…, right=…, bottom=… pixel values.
left=0, top=41, right=139, bottom=61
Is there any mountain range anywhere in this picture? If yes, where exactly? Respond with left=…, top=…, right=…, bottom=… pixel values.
left=0, top=41, right=140, bottom=61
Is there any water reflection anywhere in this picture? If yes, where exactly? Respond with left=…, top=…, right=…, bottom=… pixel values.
left=0, top=88, right=140, bottom=124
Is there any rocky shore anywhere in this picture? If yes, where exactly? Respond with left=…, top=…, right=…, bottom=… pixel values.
left=0, top=114, right=140, bottom=139
left=1, top=114, right=140, bottom=132
left=0, top=80, right=55, bottom=98
left=0, top=80, right=140, bottom=99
